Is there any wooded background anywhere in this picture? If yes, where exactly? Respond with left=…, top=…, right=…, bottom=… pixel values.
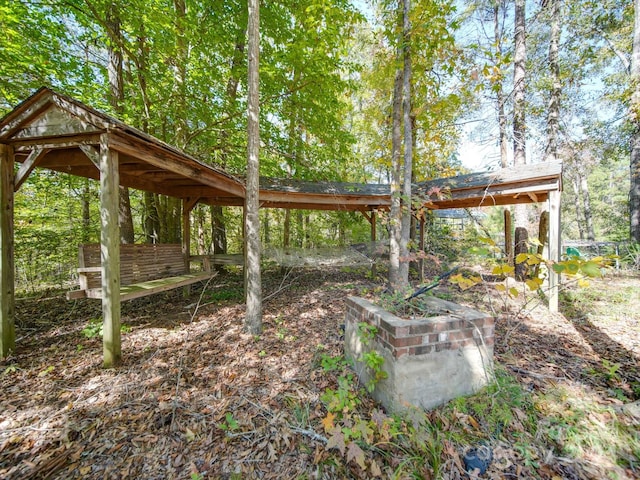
left=0, top=0, right=637, bottom=291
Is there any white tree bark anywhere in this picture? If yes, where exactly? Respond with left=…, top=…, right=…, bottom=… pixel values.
left=631, top=0, right=640, bottom=242
left=245, top=0, right=262, bottom=334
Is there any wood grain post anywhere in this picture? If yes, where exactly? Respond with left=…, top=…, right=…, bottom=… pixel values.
left=0, top=144, right=15, bottom=358
left=371, top=210, right=377, bottom=278
left=100, top=134, right=121, bottom=368
left=419, top=216, right=425, bottom=282
left=548, top=190, right=561, bottom=313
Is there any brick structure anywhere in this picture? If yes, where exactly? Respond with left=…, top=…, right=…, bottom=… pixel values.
left=344, top=296, right=494, bottom=412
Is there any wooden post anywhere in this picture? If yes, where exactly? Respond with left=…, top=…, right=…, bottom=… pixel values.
left=0, top=144, right=15, bottom=358
left=99, top=134, right=121, bottom=368
left=370, top=210, right=377, bottom=278
left=504, top=209, right=513, bottom=265
left=419, top=216, right=425, bottom=282
left=548, top=190, right=561, bottom=313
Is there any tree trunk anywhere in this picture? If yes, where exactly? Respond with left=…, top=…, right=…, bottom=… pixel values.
left=211, top=205, right=227, bottom=255
left=118, top=189, right=135, bottom=243
left=389, top=1, right=406, bottom=292
left=544, top=0, right=561, bottom=163
left=106, top=4, right=134, bottom=244
left=143, top=192, right=160, bottom=243
left=82, top=178, right=91, bottom=243
left=631, top=0, right=640, bottom=242
left=245, top=0, right=262, bottom=334
left=514, top=226, right=528, bottom=281
left=283, top=209, right=291, bottom=248
left=494, top=2, right=508, bottom=168
left=504, top=209, right=513, bottom=265
left=576, top=161, right=595, bottom=240
left=513, top=0, right=528, bottom=230
left=571, top=174, right=586, bottom=240
left=196, top=206, right=206, bottom=255
left=399, top=0, right=412, bottom=284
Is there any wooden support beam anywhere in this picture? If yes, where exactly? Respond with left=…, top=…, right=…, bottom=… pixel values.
left=371, top=210, right=377, bottom=278
left=419, top=217, right=425, bottom=282
left=80, top=145, right=100, bottom=168
left=99, top=134, right=121, bottom=368
left=548, top=190, right=561, bottom=313
left=0, top=144, right=15, bottom=357
left=14, top=147, right=48, bottom=192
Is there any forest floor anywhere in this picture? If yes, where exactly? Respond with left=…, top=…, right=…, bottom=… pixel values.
left=0, top=265, right=639, bottom=479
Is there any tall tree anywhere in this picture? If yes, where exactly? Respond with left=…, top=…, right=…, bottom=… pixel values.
left=513, top=0, right=528, bottom=278
left=400, top=0, right=413, bottom=284
left=245, top=0, right=262, bottom=334
left=543, top=0, right=561, bottom=164
left=494, top=0, right=509, bottom=168
left=389, top=1, right=405, bottom=291
left=631, top=0, right=640, bottom=242
left=104, top=3, right=135, bottom=243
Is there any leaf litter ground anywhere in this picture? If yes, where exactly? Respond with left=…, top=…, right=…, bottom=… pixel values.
left=0, top=267, right=638, bottom=479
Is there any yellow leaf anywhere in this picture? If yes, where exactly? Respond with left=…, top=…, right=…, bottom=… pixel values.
left=577, top=278, right=590, bottom=288
left=492, top=266, right=503, bottom=275
left=525, top=279, right=541, bottom=291
left=370, top=459, right=382, bottom=477
left=529, top=237, right=543, bottom=247
left=509, top=287, right=519, bottom=298
left=495, top=284, right=507, bottom=292
left=467, top=415, right=481, bottom=430
left=479, top=237, right=496, bottom=246
left=526, top=255, right=542, bottom=266
left=322, top=412, right=335, bottom=433
left=515, top=253, right=529, bottom=264
left=185, top=428, right=196, bottom=442
left=502, top=265, right=515, bottom=274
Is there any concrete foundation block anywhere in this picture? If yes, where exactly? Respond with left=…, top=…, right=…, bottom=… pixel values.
left=344, top=296, right=494, bottom=413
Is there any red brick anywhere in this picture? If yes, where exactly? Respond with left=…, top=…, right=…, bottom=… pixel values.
left=379, top=319, right=395, bottom=334
left=394, top=347, right=409, bottom=358
left=430, top=321, right=449, bottom=333
left=391, top=335, right=423, bottom=348
left=458, top=338, right=477, bottom=348
left=409, top=323, right=434, bottom=335
left=472, top=317, right=485, bottom=328
left=459, top=329, right=475, bottom=339
left=435, top=342, right=452, bottom=352
left=413, top=345, right=433, bottom=356
left=394, top=326, right=410, bottom=337
left=426, top=334, right=439, bottom=344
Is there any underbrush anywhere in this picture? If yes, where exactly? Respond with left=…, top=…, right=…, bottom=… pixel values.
left=313, top=353, right=639, bottom=479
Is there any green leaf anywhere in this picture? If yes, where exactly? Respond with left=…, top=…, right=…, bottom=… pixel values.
left=580, top=261, right=602, bottom=277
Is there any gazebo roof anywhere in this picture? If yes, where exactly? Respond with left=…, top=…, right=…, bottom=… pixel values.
left=0, top=87, right=562, bottom=212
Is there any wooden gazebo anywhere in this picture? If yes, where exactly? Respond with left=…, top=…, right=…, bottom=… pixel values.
left=0, top=88, right=562, bottom=367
